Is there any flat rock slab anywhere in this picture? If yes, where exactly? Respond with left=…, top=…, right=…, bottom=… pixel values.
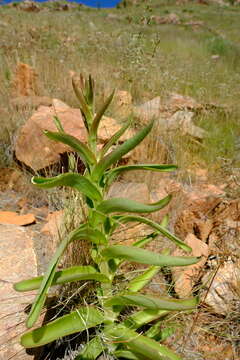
left=0, top=211, right=36, bottom=226
left=0, top=224, right=37, bottom=360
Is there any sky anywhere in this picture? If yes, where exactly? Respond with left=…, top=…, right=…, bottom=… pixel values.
left=0, top=0, right=121, bottom=7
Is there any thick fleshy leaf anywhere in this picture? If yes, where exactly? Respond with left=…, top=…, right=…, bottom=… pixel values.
left=113, top=350, right=143, bottom=360
left=124, top=309, right=169, bottom=330
left=14, top=266, right=110, bottom=292
left=132, top=232, right=159, bottom=248
left=113, top=215, right=192, bottom=252
left=106, top=164, right=177, bottom=181
left=105, top=326, right=181, bottom=360
left=127, top=266, right=160, bottom=293
left=72, top=78, right=92, bottom=130
left=145, top=323, right=175, bottom=341
left=75, top=336, right=103, bottom=360
left=90, top=90, right=115, bottom=138
left=100, top=118, right=132, bottom=158
left=92, top=121, right=154, bottom=181
left=101, top=245, right=200, bottom=267
left=26, top=225, right=106, bottom=328
left=53, top=115, right=64, bottom=132
left=97, top=195, right=171, bottom=215
left=44, top=130, right=96, bottom=167
left=32, top=173, right=102, bottom=202
left=105, top=294, right=198, bottom=311
left=21, top=307, right=104, bottom=348
left=86, top=74, right=94, bottom=107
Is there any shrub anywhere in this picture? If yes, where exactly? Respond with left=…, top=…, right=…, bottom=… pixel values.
left=14, top=74, right=200, bottom=360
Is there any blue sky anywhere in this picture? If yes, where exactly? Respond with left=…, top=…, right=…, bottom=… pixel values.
left=0, top=0, right=121, bottom=7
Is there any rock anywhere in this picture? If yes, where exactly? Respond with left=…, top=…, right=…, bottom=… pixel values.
left=172, top=233, right=209, bottom=298
left=0, top=224, right=37, bottom=359
left=159, top=110, right=207, bottom=140
left=202, top=260, right=240, bottom=315
left=151, top=13, right=180, bottom=25
left=175, top=209, right=213, bottom=241
left=52, top=98, right=70, bottom=110
left=19, top=1, right=40, bottom=12
left=149, top=178, right=183, bottom=223
left=163, top=93, right=202, bottom=111
left=10, top=95, right=52, bottom=109
left=0, top=211, right=36, bottom=225
left=133, top=97, right=162, bottom=124
left=133, top=94, right=205, bottom=140
left=15, top=104, right=134, bottom=171
left=98, top=116, right=134, bottom=143
left=11, top=63, right=40, bottom=97
left=41, top=210, right=64, bottom=238
left=112, top=90, right=132, bottom=119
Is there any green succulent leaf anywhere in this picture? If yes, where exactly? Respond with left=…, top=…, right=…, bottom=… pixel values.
left=32, top=173, right=102, bottom=202
left=44, top=130, right=96, bottom=168
left=105, top=294, right=198, bottom=311
left=101, top=245, right=200, bottom=266
left=113, top=215, right=192, bottom=252
left=127, top=265, right=160, bottom=293
left=105, top=326, right=182, bottom=360
left=124, top=309, right=169, bottom=330
left=132, top=232, right=159, bottom=248
left=106, top=164, right=177, bottom=182
left=75, top=336, right=103, bottom=360
left=92, top=120, right=154, bottom=181
left=86, top=74, right=95, bottom=107
left=90, top=90, right=115, bottom=139
left=21, top=307, right=104, bottom=348
left=100, top=118, right=132, bottom=159
left=97, top=195, right=171, bottom=214
left=72, top=78, right=92, bottom=130
left=113, top=350, right=143, bottom=360
left=14, top=265, right=110, bottom=292
left=26, top=225, right=106, bottom=328
left=53, top=115, right=65, bottom=132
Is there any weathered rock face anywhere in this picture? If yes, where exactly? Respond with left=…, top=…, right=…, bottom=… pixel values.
left=0, top=225, right=37, bottom=360
left=133, top=93, right=206, bottom=140
left=172, top=233, right=209, bottom=298
left=15, top=103, right=86, bottom=171
left=202, top=260, right=240, bottom=315
left=11, top=63, right=40, bottom=97
left=150, top=13, right=180, bottom=25
left=112, top=90, right=132, bottom=119
left=15, top=99, right=134, bottom=171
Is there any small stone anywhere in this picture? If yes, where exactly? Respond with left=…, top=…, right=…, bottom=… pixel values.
left=0, top=211, right=36, bottom=226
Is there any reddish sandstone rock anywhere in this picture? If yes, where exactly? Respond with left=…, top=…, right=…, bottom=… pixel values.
left=15, top=100, right=133, bottom=171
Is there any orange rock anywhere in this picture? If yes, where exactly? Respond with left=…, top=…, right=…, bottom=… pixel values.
left=0, top=224, right=37, bottom=359
left=12, top=63, right=39, bottom=97
left=0, top=211, right=35, bottom=226
left=15, top=102, right=134, bottom=171
left=41, top=210, right=64, bottom=239
left=172, top=233, right=209, bottom=298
